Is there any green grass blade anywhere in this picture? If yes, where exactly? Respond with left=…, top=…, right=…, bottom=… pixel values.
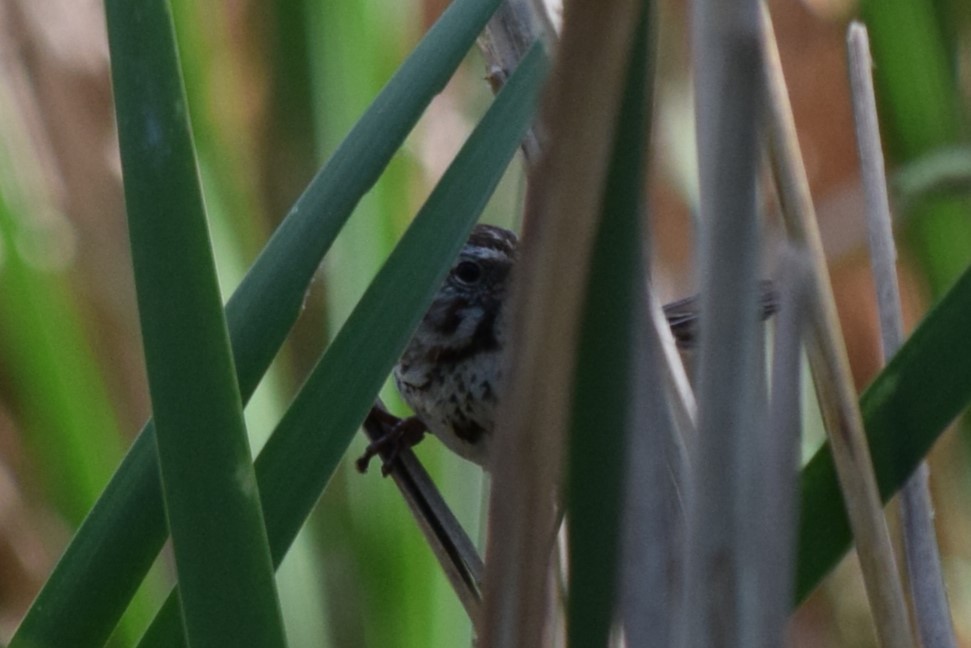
left=796, top=261, right=971, bottom=601
left=10, top=0, right=505, bottom=645
left=136, top=42, right=549, bottom=647
left=105, top=1, right=287, bottom=646
left=566, top=3, right=651, bottom=645
left=166, top=1, right=330, bottom=643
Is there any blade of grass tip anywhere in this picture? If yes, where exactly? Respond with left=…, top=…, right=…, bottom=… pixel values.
left=567, top=2, right=653, bottom=646
left=683, top=0, right=765, bottom=644
left=479, top=0, right=642, bottom=645
left=106, top=1, right=287, bottom=645
left=760, top=8, right=915, bottom=646
left=848, top=22, right=957, bottom=648
left=10, top=0, right=509, bottom=644
left=758, top=248, right=809, bottom=647
left=135, top=42, right=549, bottom=647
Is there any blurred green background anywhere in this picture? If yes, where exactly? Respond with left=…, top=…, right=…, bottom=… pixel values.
left=0, top=0, right=968, bottom=646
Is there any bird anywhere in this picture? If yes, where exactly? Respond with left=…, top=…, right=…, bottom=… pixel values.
left=357, top=224, right=777, bottom=474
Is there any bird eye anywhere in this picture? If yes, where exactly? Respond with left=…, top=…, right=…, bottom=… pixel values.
left=453, top=260, right=483, bottom=285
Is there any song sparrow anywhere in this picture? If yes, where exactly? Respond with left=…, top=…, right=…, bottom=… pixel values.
left=358, top=224, right=777, bottom=474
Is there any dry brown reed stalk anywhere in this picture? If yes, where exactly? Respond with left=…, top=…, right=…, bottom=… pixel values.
left=760, top=6, right=914, bottom=647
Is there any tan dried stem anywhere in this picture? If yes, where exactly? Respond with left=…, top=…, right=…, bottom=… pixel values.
left=759, top=6, right=914, bottom=648
left=360, top=405, right=484, bottom=622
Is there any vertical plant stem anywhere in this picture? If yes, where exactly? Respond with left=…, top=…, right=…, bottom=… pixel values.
left=622, top=294, right=688, bottom=647
left=479, top=0, right=641, bottom=644
left=617, top=5, right=690, bottom=641
left=846, top=26, right=904, bottom=366
left=683, top=0, right=764, bottom=644
left=758, top=249, right=809, bottom=646
left=847, top=22, right=957, bottom=648
left=759, top=6, right=914, bottom=647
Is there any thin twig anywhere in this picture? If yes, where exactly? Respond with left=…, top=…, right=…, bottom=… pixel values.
left=362, top=403, right=484, bottom=622
left=848, top=22, right=957, bottom=648
left=759, top=6, right=915, bottom=648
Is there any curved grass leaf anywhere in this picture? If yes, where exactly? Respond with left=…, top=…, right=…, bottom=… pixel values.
left=10, top=0, right=505, bottom=644
left=796, top=261, right=971, bottom=601
left=105, top=1, right=287, bottom=646
left=137, top=41, right=549, bottom=646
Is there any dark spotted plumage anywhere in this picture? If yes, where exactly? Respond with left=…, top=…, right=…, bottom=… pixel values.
left=384, top=224, right=777, bottom=471
left=392, top=224, right=516, bottom=467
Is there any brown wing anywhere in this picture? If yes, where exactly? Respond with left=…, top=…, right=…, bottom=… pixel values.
left=663, top=280, right=779, bottom=349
